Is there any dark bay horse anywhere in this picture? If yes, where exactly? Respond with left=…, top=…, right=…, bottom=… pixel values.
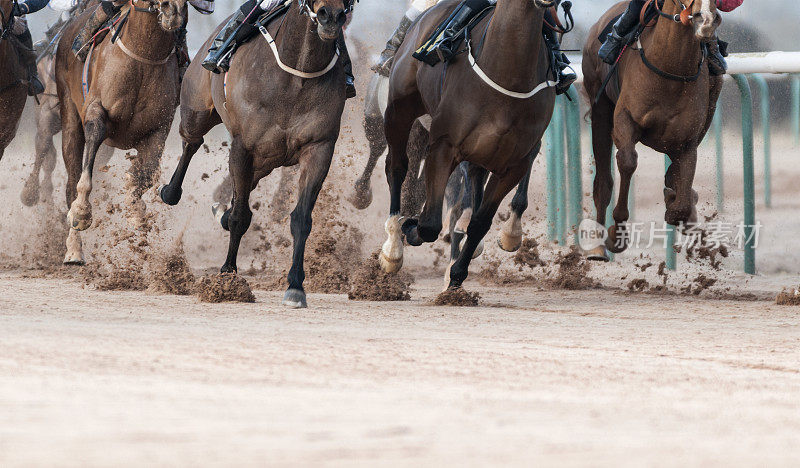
left=583, top=0, right=722, bottom=260
left=159, top=0, right=351, bottom=308
left=379, top=0, right=557, bottom=291
left=0, top=0, right=28, bottom=163
left=55, top=0, right=187, bottom=264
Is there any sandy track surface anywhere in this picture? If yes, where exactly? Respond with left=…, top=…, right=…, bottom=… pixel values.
left=1, top=275, right=799, bottom=467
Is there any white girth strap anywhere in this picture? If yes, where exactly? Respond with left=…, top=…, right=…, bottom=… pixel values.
left=467, top=39, right=557, bottom=99
left=258, top=24, right=339, bottom=79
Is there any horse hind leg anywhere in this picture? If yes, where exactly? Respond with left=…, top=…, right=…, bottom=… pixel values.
left=220, top=138, right=253, bottom=274
left=606, top=111, right=640, bottom=254
left=21, top=103, right=60, bottom=207
left=127, top=131, right=167, bottom=230
left=401, top=140, right=456, bottom=247
left=349, top=112, right=386, bottom=210
left=283, top=141, right=336, bottom=309
left=499, top=146, right=537, bottom=252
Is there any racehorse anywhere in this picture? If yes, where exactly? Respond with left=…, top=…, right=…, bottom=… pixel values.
left=55, top=0, right=187, bottom=264
left=0, top=0, right=29, bottom=163
left=582, top=0, right=722, bottom=260
left=378, top=0, right=557, bottom=291
left=159, top=0, right=352, bottom=308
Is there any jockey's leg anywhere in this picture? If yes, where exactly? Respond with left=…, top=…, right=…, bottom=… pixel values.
left=13, top=24, right=44, bottom=96
left=707, top=36, right=728, bottom=76
left=72, top=0, right=123, bottom=61
left=373, top=12, right=415, bottom=77
left=598, top=0, right=646, bottom=65
left=415, top=0, right=492, bottom=66
left=202, top=0, right=281, bottom=73
left=337, top=34, right=356, bottom=99
left=542, top=10, right=576, bottom=95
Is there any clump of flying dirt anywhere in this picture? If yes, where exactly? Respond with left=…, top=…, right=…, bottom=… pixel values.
left=478, top=260, right=534, bottom=286
left=147, top=238, right=196, bottom=295
left=682, top=227, right=730, bottom=270
left=433, top=287, right=481, bottom=306
left=681, top=274, right=718, bottom=296
left=348, top=252, right=413, bottom=301
left=776, top=287, right=800, bottom=306
left=627, top=278, right=649, bottom=292
left=195, top=273, right=256, bottom=303
left=548, top=246, right=598, bottom=290
left=513, top=238, right=545, bottom=269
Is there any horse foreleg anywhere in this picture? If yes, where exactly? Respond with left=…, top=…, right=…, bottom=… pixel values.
left=160, top=139, right=203, bottom=206
left=349, top=113, right=386, bottom=210
left=61, top=101, right=87, bottom=265
left=607, top=113, right=640, bottom=254
left=447, top=164, right=527, bottom=290
left=664, top=149, right=699, bottom=227
left=499, top=146, right=538, bottom=252
left=220, top=138, right=253, bottom=275
left=128, top=131, right=166, bottom=230
left=284, top=142, right=335, bottom=309
left=67, top=103, right=107, bottom=232
left=588, top=96, right=615, bottom=261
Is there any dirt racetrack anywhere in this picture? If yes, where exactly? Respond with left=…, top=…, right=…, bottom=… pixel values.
left=2, top=274, right=799, bottom=466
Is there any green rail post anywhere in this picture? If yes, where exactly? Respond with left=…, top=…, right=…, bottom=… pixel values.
left=664, top=155, right=677, bottom=271
left=792, top=75, right=800, bottom=147
left=713, top=105, right=724, bottom=213
left=554, top=98, right=567, bottom=244
left=546, top=119, right=558, bottom=241
left=565, top=86, right=583, bottom=245
left=607, top=147, right=616, bottom=262
left=751, top=74, right=771, bottom=208
left=733, top=74, right=756, bottom=275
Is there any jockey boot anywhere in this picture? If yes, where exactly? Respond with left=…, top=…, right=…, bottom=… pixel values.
left=432, top=2, right=478, bottom=63
left=707, top=37, right=728, bottom=76
left=542, top=25, right=576, bottom=95
left=15, top=29, right=44, bottom=96
left=175, top=20, right=190, bottom=83
left=72, top=1, right=119, bottom=61
left=338, top=34, right=356, bottom=99
left=598, top=0, right=644, bottom=65
left=202, top=8, right=250, bottom=73
left=372, top=14, right=413, bottom=77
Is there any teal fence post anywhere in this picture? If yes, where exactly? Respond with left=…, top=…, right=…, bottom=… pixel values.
left=792, top=75, right=800, bottom=147
left=751, top=74, right=771, bottom=208
left=565, top=86, right=583, bottom=245
left=664, top=155, right=677, bottom=271
left=555, top=98, right=567, bottom=244
left=546, top=119, right=557, bottom=241
left=732, top=74, right=756, bottom=275
left=607, top=147, right=616, bottom=262
left=713, top=105, right=724, bottom=213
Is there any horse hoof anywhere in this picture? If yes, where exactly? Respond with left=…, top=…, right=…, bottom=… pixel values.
left=348, top=187, right=372, bottom=210
left=498, top=231, right=522, bottom=252
left=586, top=245, right=610, bottom=262
left=282, top=288, right=307, bottom=309
left=67, top=208, right=92, bottom=231
left=63, top=250, right=85, bottom=266
left=379, top=250, right=403, bottom=274
left=20, top=183, right=40, bottom=207
left=159, top=184, right=182, bottom=206
left=401, top=218, right=423, bottom=246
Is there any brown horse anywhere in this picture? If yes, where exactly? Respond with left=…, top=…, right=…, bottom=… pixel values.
left=159, top=0, right=351, bottom=308
left=55, top=0, right=186, bottom=264
left=379, top=0, right=557, bottom=290
left=582, top=0, right=722, bottom=260
left=0, top=0, right=28, bottom=162
left=20, top=50, right=113, bottom=206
